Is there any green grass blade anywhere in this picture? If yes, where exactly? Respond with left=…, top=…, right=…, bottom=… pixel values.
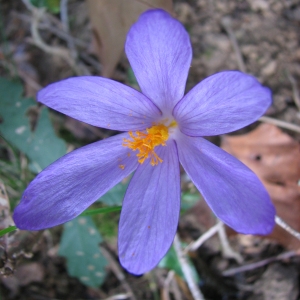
left=0, top=225, right=17, bottom=237
left=0, top=206, right=122, bottom=237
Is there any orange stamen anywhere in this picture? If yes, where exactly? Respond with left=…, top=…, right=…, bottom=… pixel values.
left=123, top=123, right=173, bottom=166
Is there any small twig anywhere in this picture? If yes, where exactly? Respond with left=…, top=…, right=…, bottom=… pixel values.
left=60, top=0, right=77, bottom=60
left=162, top=271, right=175, bottom=300
left=31, top=10, right=75, bottom=66
left=259, top=116, right=300, bottom=133
left=13, top=12, right=87, bottom=48
left=21, top=0, right=35, bottom=10
left=218, top=223, right=243, bottom=263
left=100, top=247, right=137, bottom=300
left=184, top=221, right=223, bottom=253
left=222, top=250, right=298, bottom=276
left=59, top=0, right=90, bottom=75
left=103, top=294, right=132, bottom=300
left=60, top=0, right=70, bottom=36
left=275, top=216, right=300, bottom=241
left=80, top=52, right=102, bottom=73
left=14, top=12, right=96, bottom=75
left=170, top=275, right=183, bottom=300
left=221, top=16, right=246, bottom=73
left=173, top=234, right=205, bottom=300
left=21, top=0, right=81, bottom=75
left=223, top=217, right=300, bottom=277
left=286, top=70, right=300, bottom=111
left=184, top=221, right=243, bottom=263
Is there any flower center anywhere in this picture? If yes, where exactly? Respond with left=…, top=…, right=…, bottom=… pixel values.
left=123, top=121, right=177, bottom=166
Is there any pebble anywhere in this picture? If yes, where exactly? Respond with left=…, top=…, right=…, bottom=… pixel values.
left=261, top=60, right=277, bottom=77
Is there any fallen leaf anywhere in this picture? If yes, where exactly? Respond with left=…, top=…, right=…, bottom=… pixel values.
left=86, top=0, right=173, bottom=77
left=221, top=123, right=300, bottom=249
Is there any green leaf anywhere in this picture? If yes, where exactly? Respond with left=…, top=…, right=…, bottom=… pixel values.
left=159, top=245, right=184, bottom=278
left=159, top=245, right=201, bottom=283
left=58, top=216, right=107, bottom=287
left=0, top=77, right=66, bottom=173
left=0, top=226, right=17, bottom=237
left=181, top=191, right=201, bottom=211
left=28, top=107, right=67, bottom=173
left=127, top=67, right=139, bottom=86
left=80, top=206, right=122, bottom=216
left=30, top=0, right=61, bottom=13
left=98, top=177, right=130, bottom=206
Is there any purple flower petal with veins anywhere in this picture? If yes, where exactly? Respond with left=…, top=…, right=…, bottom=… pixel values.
left=13, top=9, right=276, bottom=275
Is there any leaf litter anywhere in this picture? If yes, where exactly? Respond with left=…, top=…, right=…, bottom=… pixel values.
left=222, top=123, right=300, bottom=250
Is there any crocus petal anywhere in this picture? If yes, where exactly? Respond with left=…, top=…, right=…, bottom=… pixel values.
left=125, top=9, right=192, bottom=114
left=13, top=133, right=138, bottom=230
left=176, top=133, right=275, bottom=234
left=173, top=71, right=272, bottom=136
left=119, top=141, right=180, bottom=275
left=38, top=76, right=161, bottom=131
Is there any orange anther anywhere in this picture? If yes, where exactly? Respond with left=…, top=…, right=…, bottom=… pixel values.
left=123, top=123, right=170, bottom=165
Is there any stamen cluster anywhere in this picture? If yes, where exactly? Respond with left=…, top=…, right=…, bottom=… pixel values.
left=123, top=124, right=169, bottom=166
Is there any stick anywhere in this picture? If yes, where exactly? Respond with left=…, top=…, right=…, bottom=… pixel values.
left=21, top=0, right=81, bottom=75
left=60, top=0, right=77, bottom=60
left=259, top=116, right=300, bottom=133
left=221, top=17, right=246, bottom=73
left=184, top=221, right=223, bottom=253
left=100, top=247, right=137, bottom=300
left=286, top=70, right=300, bottom=111
left=173, top=234, right=205, bottom=300
left=218, top=223, right=243, bottom=264
left=275, top=216, right=300, bottom=241
left=223, top=250, right=298, bottom=276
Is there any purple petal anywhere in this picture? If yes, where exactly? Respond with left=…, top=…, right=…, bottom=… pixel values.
left=13, top=133, right=138, bottom=230
left=176, top=133, right=275, bottom=234
left=38, top=76, right=161, bottom=131
left=119, top=140, right=180, bottom=275
left=173, top=71, right=272, bottom=136
left=126, top=9, right=192, bottom=114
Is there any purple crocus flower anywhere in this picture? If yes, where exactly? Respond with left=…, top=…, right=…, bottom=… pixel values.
left=13, top=9, right=275, bottom=275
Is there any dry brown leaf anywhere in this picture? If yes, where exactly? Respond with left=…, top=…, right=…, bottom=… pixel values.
left=86, top=0, right=173, bottom=77
left=221, top=123, right=300, bottom=249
